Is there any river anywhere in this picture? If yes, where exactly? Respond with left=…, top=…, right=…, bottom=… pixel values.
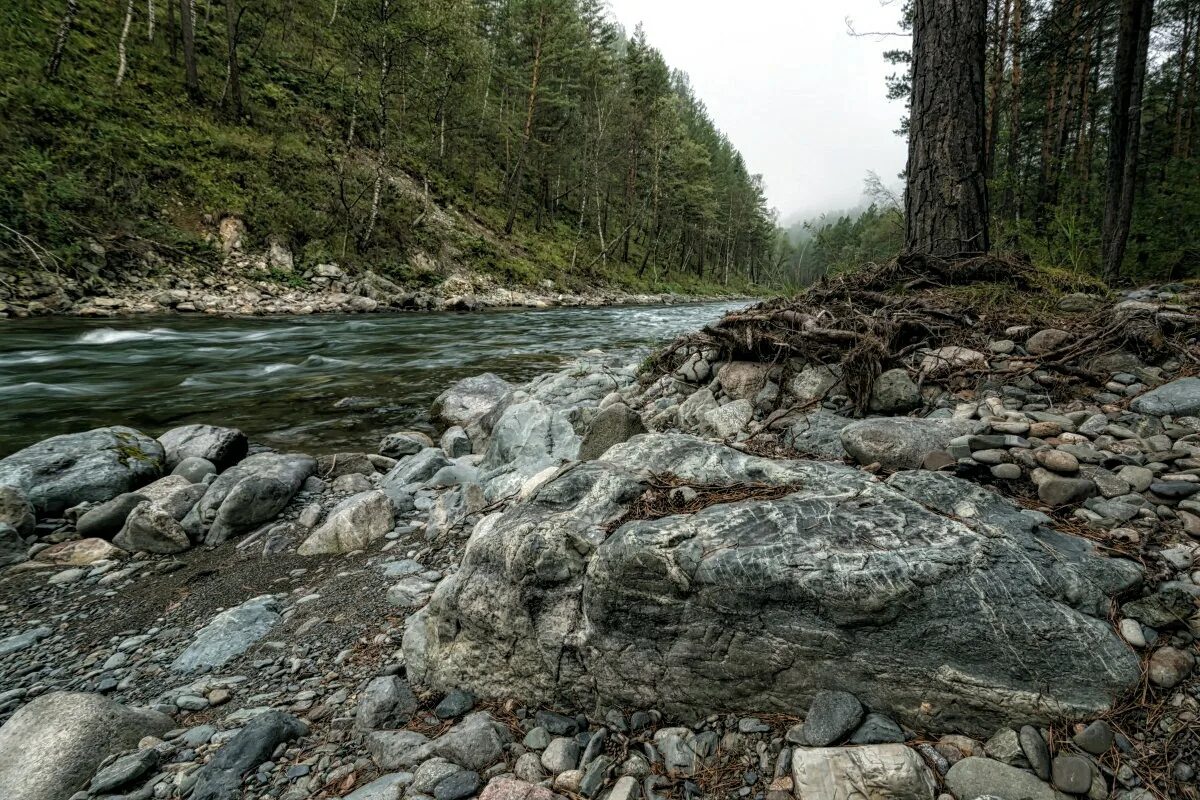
left=0, top=302, right=746, bottom=458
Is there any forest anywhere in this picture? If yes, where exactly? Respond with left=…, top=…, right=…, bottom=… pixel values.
left=777, top=0, right=1199, bottom=287
left=0, top=0, right=776, bottom=293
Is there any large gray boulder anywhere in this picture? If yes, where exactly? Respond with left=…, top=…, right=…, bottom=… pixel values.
left=480, top=400, right=579, bottom=499
left=157, top=424, right=248, bottom=472
left=1130, top=376, right=1200, bottom=417
left=432, top=374, right=514, bottom=436
left=114, top=501, right=191, bottom=554
left=404, top=434, right=1141, bottom=736
left=298, top=491, right=394, bottom=555
left=840, top=417, right=983, bottom=470
left=182, top=452, right=315, bottom=545
left=0, top=692, right=172, bottom=800
left=0, top=427, right=163, bottom=516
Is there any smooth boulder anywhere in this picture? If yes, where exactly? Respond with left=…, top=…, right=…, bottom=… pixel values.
left=298, top=491, right=394, bottom=555
left=840, top=417, right=983, bottom=470
left=1130, top=376, right=1200, bottom=417
left=182, top=452, right=316, bottom=545
left=0, top=426, right=163, bottom=516
left=157, top=424, right=248, bottom=471
left=0, top=692, right=172, bottom=800
left=114, top=501, right=191, bottom=554
left=405, top=434, right=1141, bottom=735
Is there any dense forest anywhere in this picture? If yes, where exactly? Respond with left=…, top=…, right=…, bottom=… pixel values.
left=0, top=0, right=776, bottom=293
left=776, top=0, right=1199, bottom=286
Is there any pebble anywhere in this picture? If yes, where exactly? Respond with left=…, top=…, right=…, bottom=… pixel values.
left=1148, top=646, right=1196, bottom=688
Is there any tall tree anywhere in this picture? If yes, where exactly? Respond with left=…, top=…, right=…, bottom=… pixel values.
left=1101, top=0, right=1155, bottom=281
left=904, top=0, right=990, bottom=256
left=179, top=0, right=200, bottom=97
left=45, top=0, right=80, bottom=78
left=222, top=0, right=244, bottom=117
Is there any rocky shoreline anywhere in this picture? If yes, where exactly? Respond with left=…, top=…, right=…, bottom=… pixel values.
left=0, top=279, right=1198, bottom=800
left=0, top=240, right=749, bottom=319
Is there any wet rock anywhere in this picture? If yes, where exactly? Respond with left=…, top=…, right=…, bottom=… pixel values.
left=405, top=434, right=1141, bottom=735
left=791, top=745, right=935, bottom=800
left=189, top=710, right=307, bottom=800
left=298, top=491, right=394, bottom=555
left=157, top=424, right=248, bottom=472
left=579, top=404, right=647, bottom=461
left=0, top=426, right=163, bottom=516
left=0, top=692, right=172, bottom=800
left=183, top=452, right=315, bottom=545
left=840, top=417, right=983, bottom=471
left=171, top=595, right=281, bottom=673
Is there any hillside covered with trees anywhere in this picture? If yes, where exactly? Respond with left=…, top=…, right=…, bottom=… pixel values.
left=774, top=0, right=1199, bottom=288
left=0, top=0, right=776, bottom=295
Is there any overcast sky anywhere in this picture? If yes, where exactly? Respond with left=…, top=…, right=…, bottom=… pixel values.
left=604, top=0, right=910, bottom=223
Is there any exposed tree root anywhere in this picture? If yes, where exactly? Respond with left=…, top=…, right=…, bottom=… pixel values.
left=650, top=255, right=1199, bottom=413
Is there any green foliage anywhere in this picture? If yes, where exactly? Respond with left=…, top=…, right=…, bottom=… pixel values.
left=0, top=0, right=777, bottom=295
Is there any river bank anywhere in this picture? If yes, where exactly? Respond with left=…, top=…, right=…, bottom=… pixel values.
left=0, top=242, right=756, bottom=320
left=0, top=270, right=1197, bottom=800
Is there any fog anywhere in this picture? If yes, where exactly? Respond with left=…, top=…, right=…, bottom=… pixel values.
left=605, top=0, right=911, bottom=221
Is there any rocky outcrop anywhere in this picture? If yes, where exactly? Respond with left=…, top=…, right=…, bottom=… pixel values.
left=405, top=434, right=1141, bottom=735
left=0, top=426, right=163, bottom=516
left=479, top=400, right=580, bottom=499
left=157, top=424, right=248, bottom=472
left=183, top=452, right=315, bottom=545
left=0, top=692, right=172, bottom=800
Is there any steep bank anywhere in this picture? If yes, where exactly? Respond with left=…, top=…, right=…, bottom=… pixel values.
left=0, top=268, right=1197, bottom=800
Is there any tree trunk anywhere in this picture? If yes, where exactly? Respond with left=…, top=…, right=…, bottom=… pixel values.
left=223, top=0, right=243, bottom=118
left=45, top=0, right=80, bottom=79
left=904, top=0, right=990, bottom=257
left=180, top=0, right=200, bottom=97
left=1101, top=0, right=1154, bottom=283
left=985, top=0, right=1013, bottom=178
left=116, top=0, right=136, bottom=86
left=1002, top=0, right=1023, bottom=217
left=147, top=0, right=156, bottom=40
left=503, top=11, right=545, bottom=236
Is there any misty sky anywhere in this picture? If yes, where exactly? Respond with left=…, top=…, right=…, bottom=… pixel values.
left=604, top=0, right=911, bottom=223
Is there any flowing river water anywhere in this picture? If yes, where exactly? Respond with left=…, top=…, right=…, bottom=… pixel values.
left=0, top=301, right=747, bottom=458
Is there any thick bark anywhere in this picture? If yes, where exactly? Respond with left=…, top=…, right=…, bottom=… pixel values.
left=1101, top=0, right=1154, bottom=283
left=45, top=0, right=80, bottom=79
left=180, top=0, right=200, bottom=97
left=904, top=0, right=990, bottom=257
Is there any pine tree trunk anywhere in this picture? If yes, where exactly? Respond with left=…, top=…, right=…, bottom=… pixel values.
left=45, top=0, right=80, bottom=79
left=180, top=0, right=200, bottom=97
left=223, top=0, right=243, bottom=118
left=904, top=0, right=990, bottom=257
left=985, top=0, right=1013, bottom=178
left=503, top=11, right=545, bottom=236
left=1101, top=0, right=1154, bottom=283
left=1002, top=0, right=1024, bottom=217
